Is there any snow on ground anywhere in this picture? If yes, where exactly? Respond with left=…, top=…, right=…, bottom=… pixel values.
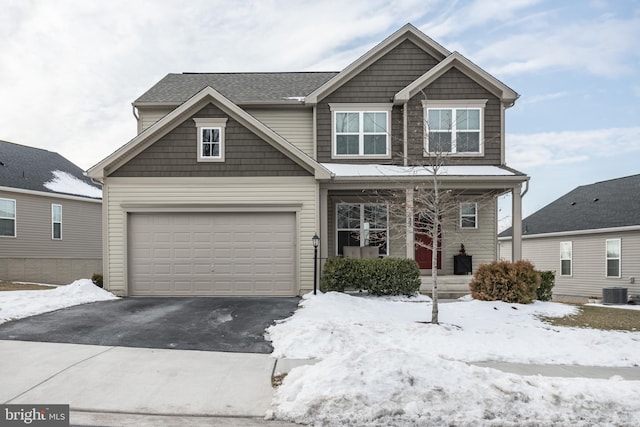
left=0, top=279, right=118, bottom=324
left=266, top=292, right=640, bottom=426
left=44, top=170, right=102, bottom=198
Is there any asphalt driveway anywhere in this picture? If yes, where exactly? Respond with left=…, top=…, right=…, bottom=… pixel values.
left=0, top=297, right=299, bottom=353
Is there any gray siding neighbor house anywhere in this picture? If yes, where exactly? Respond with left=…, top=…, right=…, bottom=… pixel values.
left=88, top=24, right=529, bottom=297
left=0, top=140, right=102, bottom=284
left=499, top=174, right=640, bottom=301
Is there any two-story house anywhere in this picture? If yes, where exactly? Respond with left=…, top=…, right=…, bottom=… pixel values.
left=88, top=24, right=528, bottom=297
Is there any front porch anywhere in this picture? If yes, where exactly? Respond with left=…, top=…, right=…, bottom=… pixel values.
left=420, top=274, right=472, bottom=299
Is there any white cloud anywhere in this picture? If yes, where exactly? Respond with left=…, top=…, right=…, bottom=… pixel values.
left=474, top=15, right=640, bottom=77
left=506, top=127, right=640, bottom=170
left=519, top=91, right=568, bottom=105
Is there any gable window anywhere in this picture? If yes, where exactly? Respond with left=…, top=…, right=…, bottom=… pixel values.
left=605, top=239, right=621, bottom=278
left=52, top=204, right=62, bottom=240
left=330, top=104, right=392, bottom=158
left=423, top=100, right=486, bottom=155
left=460, top=202, right=477, bottom=229
left=0, top=198, right=16, bottom=237
left=336, top=203, right=388, bottom=256
left=194, top=118, right=228, bottom=162
left=560, top=241, right=572, bottom=276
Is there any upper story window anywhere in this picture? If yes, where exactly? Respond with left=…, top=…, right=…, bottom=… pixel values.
left=560, top=241, right=572, bottom=276
left=423, top=100, right=487, bottom=155
left=460, top=202, right=477, bottom=229
left=330, top=104, right=392, bottom=159
left=605, top=238, right=621, bottom=278
left=0, top=198, right=16, bottom=237
left=193, top=118, right=228, bottom=162
left=52, top=204, right=62, bottom=240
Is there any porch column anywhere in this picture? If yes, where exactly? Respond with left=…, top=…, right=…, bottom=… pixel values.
left=406, top=187, right=414, bottom=259
left=511, top=183, right=522, bottom=261
left=320, top=187, right=329, bottom=267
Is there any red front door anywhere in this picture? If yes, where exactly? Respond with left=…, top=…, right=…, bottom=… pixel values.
left=414, top=215, right=442, bottom=270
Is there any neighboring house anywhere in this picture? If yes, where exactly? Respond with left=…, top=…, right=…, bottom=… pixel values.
left=0, top=140, right=102, bottom=284
left=499, top=174, right=640, bottom=300
left=88, top=24, right=528, bottom=297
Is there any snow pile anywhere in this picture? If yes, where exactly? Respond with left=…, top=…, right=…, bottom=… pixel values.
left=0, top=279, right=118, bottom=324
left=267, top=292, right=640, bottom=426
left=44, top=170, right=102, bottom=198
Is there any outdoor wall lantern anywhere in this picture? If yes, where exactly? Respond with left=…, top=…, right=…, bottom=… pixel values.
left=312, top=233, right=319, bottom=295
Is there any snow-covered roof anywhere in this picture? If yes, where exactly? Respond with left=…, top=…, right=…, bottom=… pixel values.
left=0, top=140, right=101, bottom=200
left=321, top=163, right=521, bottom=178
left=44, top=170, right=103, bottom=199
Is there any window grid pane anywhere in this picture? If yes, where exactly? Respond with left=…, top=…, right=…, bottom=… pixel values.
left=337, top=203, right=388, bottom=256
left=201, top=128, right=222, bottom=158
left=427, top=108, right=481, bottom=154
left=335, top=111, right=388, bottom=156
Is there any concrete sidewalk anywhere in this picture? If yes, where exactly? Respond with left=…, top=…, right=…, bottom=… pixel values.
left=2, top=340, right=639, bottom=426
left=0, top=340, right=297, bottom=426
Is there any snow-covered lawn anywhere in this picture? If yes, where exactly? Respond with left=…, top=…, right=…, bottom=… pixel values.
left=0, top=279, right=118, bottom=324
left=266, top=292, right=640, bottom=426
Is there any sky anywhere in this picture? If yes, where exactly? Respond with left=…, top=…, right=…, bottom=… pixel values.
left=1, top=0, right=639, bottom=225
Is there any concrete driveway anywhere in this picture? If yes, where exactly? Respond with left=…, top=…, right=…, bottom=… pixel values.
left=0, top=297, right=299, bottom=353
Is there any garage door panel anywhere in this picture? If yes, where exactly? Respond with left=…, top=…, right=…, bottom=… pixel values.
left=129, top=212, right=296, bottom=296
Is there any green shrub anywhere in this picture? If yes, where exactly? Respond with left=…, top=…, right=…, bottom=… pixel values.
left=536, top=270, right=555, bottom=301
left=320, top=257, right=420, bottom=296
left=469, top=260, right=540, bottom=304
left=91, top=273, right=103, bottom=288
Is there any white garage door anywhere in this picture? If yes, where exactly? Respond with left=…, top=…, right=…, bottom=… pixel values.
left=128, top=212, right=296, bottom=296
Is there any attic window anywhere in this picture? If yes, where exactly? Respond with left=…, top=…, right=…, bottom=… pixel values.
left=193, top=118, right=228, bottom=162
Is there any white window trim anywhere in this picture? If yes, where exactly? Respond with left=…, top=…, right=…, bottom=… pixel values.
left=330, top=103, right=392, bottom=159
left=422, top=99, right=487, bottom=157
left=459, top=202, right=478, bottom=229
left=605, top=238, right=621, bottom=278
left=560, top=241, right=572, bottom=277
left=336, top=202, right=389, bottom=256
left=194, top=118, right=228, bottom=162
left=0, top=198, right=16, bottom=238
left=52, top=204, right=62, bottom=240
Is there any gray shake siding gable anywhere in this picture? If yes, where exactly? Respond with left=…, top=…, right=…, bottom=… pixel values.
left=111, top=104, right=310, bottom=177
left=316, top=39, right=441, bottom=164
left=406, top=68, right=501, bottom=164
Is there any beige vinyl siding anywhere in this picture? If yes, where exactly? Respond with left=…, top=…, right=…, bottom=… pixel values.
left=499, top=230, right=640, bottom=298
left=0, top=190, right=101, bottom=284
left=0, top=190, right=101, bottom=259
left=138, top=106, right=174, bottom=133
left=104, top=176, right=317, bottom=296
left=439, top=197, right=497, bottom=275
left=247, top=108, right=314, bottom=158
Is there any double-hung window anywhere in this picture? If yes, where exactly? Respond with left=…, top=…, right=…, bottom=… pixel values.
left=460, top=202, right=478, bottom=229
left=336, top=203, right=388, bottom=256
left=194, top=118, right=228, bottom=162
left=0, top=198, right=16, bottom=237
left=605, top=239, right=621, bottom=278
left=331, top=104, right=392, bottom=158
left=52, top=204, right=62, bottom=240
left=423, top=100, right=486, bottom=155
left=560, top=241, right=572, bottom=276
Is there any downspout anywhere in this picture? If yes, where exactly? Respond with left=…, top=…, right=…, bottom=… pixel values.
left=521, top=178, right=529, bottom=197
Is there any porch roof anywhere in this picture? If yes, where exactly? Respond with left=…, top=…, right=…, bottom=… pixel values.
left=321, top=163, right=525, bottom=179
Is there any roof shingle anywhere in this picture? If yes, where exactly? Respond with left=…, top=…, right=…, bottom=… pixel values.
left=500, top=174, right=640, bottom=237
left=0, top=140, right=101, bottom=198
left=134, top=72, right=339, bottom=105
